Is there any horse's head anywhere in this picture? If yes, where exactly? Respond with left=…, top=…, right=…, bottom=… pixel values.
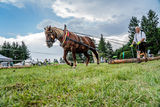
left=44, top=26, right=57, bottom=48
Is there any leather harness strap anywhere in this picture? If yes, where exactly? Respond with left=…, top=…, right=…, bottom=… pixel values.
left=83, top=37, right=90, bottom=46
left=48, top=26, right=96, bottom=51
left=62, top=31, right=69, bottom=45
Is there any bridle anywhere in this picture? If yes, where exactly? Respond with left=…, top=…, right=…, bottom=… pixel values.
left=46, top=29, right=63, bottom=44
left=45, top=27, right=70, bottom=47
left=46, top=32, right=55, bottom=43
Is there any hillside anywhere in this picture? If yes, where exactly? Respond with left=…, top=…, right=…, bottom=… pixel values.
left=0, top=60, right=160, bottom=106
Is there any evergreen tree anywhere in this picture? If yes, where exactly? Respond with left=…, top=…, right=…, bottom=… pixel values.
left=158, top=28, right=160, bottom=36
left=141, top=10, right=160, bottom=54
left=21, top=41, right=30, bottom=60
left=0, top=41, right=30, bottom=62
left=6, top=42, right=12, bottom=57
left=0, top=41, right=8, bottom=56
left=128, top=17, right=140, bottom=43
left=98, top=34, right=107, bottom=58
left=106, top=41, right=113, bottom=58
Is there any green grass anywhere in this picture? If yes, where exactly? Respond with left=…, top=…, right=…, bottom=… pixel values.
left=0, top=60, right=160, bottom=107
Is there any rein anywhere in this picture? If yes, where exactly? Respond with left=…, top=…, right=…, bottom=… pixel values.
left=47, top=28, right=69, bottom=46
left=46, top=28, right=63, bottom=43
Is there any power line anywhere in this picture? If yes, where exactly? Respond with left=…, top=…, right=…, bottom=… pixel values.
left=104, top=38, right=128, bottom=43
left=73, top=31, right=128, bottom=44
left=0, top=48, right=57, bottom=55
left=105, top=40, right=125, bottom=45
left=96, top=37, right=127, bottom=45
left=31, top=51, right=56, bottom=55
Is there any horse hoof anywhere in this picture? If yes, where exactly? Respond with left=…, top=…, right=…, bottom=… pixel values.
left=70, top=63, right=73, bottom=66
left=72, top=66, right=76, bottom=69
left=97, top=61, right=100, bottom=65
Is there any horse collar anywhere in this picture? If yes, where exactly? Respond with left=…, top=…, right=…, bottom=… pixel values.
left=60, top=31, right=70, bottom=47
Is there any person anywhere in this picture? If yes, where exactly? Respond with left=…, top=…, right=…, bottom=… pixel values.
left=22, top=60, right=25, bottom=66
left=130, top=26, right=148, bottom=63
left=48, top=59, right=51, bottom=65
left=10, top=61, right=13, bottom=67
left=44, top=59, right=48, bottom=65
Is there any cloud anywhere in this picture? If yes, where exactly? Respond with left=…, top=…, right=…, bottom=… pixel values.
left=37, top=18, right=129, bottom=36
left=51, top=0, right=160, bottom=35
left=0, top=0, right=55, bottom=8
left=52, top=0, right=160, bottom=23
left=2, top=0, right=160, bottom=35
left=94, top=33, right=129, bottom=50
left=37, top=19, right=64, bottom=30
left=66, top=18, right=129, bottom=36
left=105, top=34, right=129, bottom=50
left=1, top=0, right=25, bottom=8
left=2, top=0, right=159, bottom=22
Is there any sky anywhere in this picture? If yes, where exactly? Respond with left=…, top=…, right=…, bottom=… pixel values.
left=0, top=0, right=160, bottom=61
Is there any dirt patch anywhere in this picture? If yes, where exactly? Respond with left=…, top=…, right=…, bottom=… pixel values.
left=4, top=83, right=25, bottom=91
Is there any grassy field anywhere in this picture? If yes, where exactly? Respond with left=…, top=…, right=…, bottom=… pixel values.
left=0, top=60, right=160, bottom=107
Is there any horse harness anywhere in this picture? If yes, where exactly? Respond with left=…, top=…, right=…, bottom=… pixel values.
left=48, top=27, right=97, bottom=51
left=63, top=31, right=96, bottom=50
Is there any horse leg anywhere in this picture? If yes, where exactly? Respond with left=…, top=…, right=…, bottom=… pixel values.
left=84, top=52, right=90, bottom=66
left=71, top=47, right=77, bottom=68
left=63, top=50, right=73, bottom=66
left=91, top=49, right=99, bottom=64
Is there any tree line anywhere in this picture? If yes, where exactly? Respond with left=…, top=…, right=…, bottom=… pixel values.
left=0, top=41, right=30, bottom=62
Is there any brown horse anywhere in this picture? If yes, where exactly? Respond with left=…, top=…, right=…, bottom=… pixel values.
left=44, top=25, right=99, bottom=67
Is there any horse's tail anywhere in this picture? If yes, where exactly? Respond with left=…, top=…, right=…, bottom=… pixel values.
left=86, top=37, right=99, bottom=64
left=85, top=37, right=99, bottom=64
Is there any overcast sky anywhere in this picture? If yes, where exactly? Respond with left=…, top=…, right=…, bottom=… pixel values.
left=0, top=0, right=160, bottom=61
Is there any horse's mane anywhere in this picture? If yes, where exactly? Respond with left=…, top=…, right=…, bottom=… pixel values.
left=51, top=27, right=64, bottom=36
